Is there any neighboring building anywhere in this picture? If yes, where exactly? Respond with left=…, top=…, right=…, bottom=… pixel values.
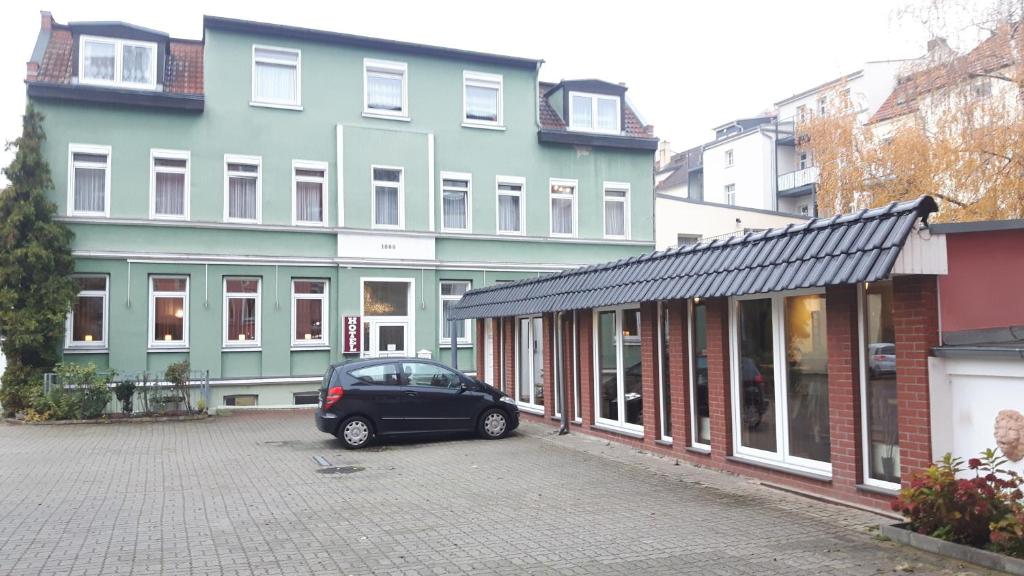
left=23, top=12, right=656, bottom=407
left=454, top=196, right=949, bottom=510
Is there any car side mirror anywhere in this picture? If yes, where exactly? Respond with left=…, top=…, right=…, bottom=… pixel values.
left=457, top=381, right=469, bottom=393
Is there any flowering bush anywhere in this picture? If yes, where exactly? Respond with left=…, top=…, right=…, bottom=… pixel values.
left=893, top=449, right=1023, bottom=557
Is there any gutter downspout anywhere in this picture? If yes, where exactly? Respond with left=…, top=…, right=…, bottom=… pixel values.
left=535, top=61, right=543, bottom=129
left=557, top=312, right=569, bottom=435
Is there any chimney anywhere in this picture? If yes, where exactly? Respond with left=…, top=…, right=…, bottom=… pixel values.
left=41, top=11, right=53, bottom=30
left=656, top=140, right=672, bottom=169
left=926, top=37, right=953, bottom=62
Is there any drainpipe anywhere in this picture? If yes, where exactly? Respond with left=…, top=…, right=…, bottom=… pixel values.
left=450, top=319, right=458, bottom=369
left=558, top=312, right=569, bottom=435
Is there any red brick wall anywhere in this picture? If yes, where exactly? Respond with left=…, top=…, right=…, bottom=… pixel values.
left=825, top=284, right=863, bottom=492
left=502, top=317, right=515, bottom=397
left=640, top=302, right=659, bottom=441
left=578, top=310, right=595, bottom=426
left=704, top=298, right=732, bottom=464
left=491, top=319, right=502, bottom=391
left=559, top=314, right=577, bottom=421
left=475, top=319, right=485, bottom=377
left=893, top=275, right=939, bottom=483
left=667, top=300, right=691, bottom=447
left=542, top=314, right=556, bottom=419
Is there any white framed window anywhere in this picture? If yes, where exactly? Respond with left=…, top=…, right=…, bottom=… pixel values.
left=251, top=45, right=301, bottom=109
left=568, top=91, right=620, bottom=134
left=223, top=277, right=261, bottom=349
left=441, top=172, right=471, bottom=232
left=65, top=275, right=108, bottom=350
left=593, top=307, right=643, bottom=434
left=516, top=316, right=545, bottom=412
left=496, top=176, right=524, bottom=235
left=67, top=144, right=111, bottom=217
left=725, top=184, right=736, bottom=206
left=798, top=152, right=810, bottom=170
left=371, top=166, right=403, bottom=229
left=725, top=149, right=734, bottom=167
left=689, top=299, right=711, bottom=449
left=463, top=71, right=502, bottom=128
left=224, top=154, right=261, bottom=223
left=364, top=59, right=408, bottom=119
left=729, top=290, right=831, bottom=476
left=440, top=280, right=472, bottom=346
left=549, top=178, right=578, bottom=237
left=817, top=96, right=828, bottom=115
left=149, top=276, right=189, bottom=350
left=657, top=303, right=672, bottom=442
left=292, top=279, right=329, bottom=348
left=859, top=281, right=901, bottom=490
left=79, top=35, right=157, bottom=90
left=292, top=160, right=327, bottom=226
left=603, top=182, right=629, bottom=239
left=150, top=149, right=189, bottom=220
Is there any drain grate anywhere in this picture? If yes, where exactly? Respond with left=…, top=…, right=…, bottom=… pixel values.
left=316, top=466, right=365, bottom=475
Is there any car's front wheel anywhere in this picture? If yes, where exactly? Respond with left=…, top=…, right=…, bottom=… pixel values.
left=337, top=416, right=373, bottom=449
left=478, top=408, right=509, bottom=439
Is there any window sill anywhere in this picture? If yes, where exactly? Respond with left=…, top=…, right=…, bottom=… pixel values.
left=517, top=404, right=544, bottom=416
left=151, top=214, right=189, bottom=222
left=440, top=228, right=472, bottom=234
left=856, top=482, right=900, bottom=497
left=440, top=343, right=473, bottom=349
left=603, top=235, right=630, bottom=241
left=362, top=111, right=410, bottom=122
left=592, top=423, right=644, bottom=439
left=687, top=445, right=711, bottom=455
left=293, top=220, right=327, bottom=228
left=290, top=345, right=330, bottom=351
left=726, top=455, right=832, bottom=482
left=461, top=122, right=505, bottom=131
left=221, top=347, right=262, bottom=352
left=148, top=347, right=189, bottom=353
left=495, top=230, right=525, bottom=237
left=69, top=211, right=108, bottom=218
left=224, top=218, right=261, bottom=225
left=655, top=438, right=673, bottom=447
left=250, top=101, right=303, bottom=111
left=64, top=347, right=109, bottom=354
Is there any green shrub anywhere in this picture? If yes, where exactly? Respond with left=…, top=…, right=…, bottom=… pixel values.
left=36, top=363, right=112, bottom=420
left=164, top=361, right=192, bottom=414
left=114, top=380, right=136, bottom=414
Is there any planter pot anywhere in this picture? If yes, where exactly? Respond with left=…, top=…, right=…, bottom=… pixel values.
left=880, top=523, right=1024, bottom=575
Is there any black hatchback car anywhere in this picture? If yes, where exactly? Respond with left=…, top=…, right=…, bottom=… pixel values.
left=314, top=357, right=519, bottom=449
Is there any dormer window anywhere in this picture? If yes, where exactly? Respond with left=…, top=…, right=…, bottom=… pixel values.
left=79, top=36, right=157, bottom=89
left=568, top=92, right=620, bottom=134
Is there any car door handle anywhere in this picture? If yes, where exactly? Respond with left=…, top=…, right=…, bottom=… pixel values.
left=404, top=391, right=418, bottom=397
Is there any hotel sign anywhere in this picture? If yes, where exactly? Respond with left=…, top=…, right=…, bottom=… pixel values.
left=343, top=316, right=361, bottom=354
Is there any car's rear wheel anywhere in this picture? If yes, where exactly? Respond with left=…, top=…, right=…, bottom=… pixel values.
left=337, top=416, right=373, bottom=449
left=478, top=408, right=509, bottom=439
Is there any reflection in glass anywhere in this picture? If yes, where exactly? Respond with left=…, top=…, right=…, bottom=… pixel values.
left=622, top=310, right=642, bottom=426
left=363, top=282, right=408, bottom=316
left=532, top=317, right=545, bottom=407
left=784, top=294, right=830, bottom=463
left=597, top=311, right=618, bottom=421
left=737, top=299, right=775, bottom=452
left=518, top=318, right=531, bottom=404
left=692, top=302, right=710, bottom=445
left=865, top=281, right=899, bottom=483
left=659, top=306, right=672, bottom=437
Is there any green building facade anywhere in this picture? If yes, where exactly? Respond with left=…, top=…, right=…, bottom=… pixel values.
left=24, top=13, right=656, bottom=406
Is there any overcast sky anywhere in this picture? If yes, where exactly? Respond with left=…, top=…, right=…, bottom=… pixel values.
left=0, top=0, right=946, bottom=186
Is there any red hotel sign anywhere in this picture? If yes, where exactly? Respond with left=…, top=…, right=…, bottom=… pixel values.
left=343, top=316, right=361, bottom=354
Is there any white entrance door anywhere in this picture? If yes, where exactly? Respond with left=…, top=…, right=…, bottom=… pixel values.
left=484, top=320, right=494, bottom=384
left=368, top=321, right=409, bottom=357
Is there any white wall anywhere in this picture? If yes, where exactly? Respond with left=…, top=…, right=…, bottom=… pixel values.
left=702, top=130, right=775, bottom=211
left=929, top=356, right=1024, bottom=476
left=654, top=195, right=806, bottom=249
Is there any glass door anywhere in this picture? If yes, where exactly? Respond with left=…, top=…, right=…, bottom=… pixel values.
left=372, top=322, right=408, bottom=357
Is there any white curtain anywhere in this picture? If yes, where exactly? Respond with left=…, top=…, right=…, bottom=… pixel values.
left=122, top=45, right=152, bottom=84
left=229, top=176, right=257, bottom=220
left=465, top=85, right=497, bottom=121
left=571, top=95, right=591, bottom=128
left=597, top=98, right=618, bottom=131
left=74, top=167, right=106, bottom=213
left=367, top=73, right=403, bottom=110
left=552, top=198, right=573, bottom=234
left=154, top=172, right=185, bottom=216
left=255, top=62, right=297, bottom=103
left=296, top=181, right=322, bottom=222
left=375, top=186, right=399, bottom=226
left=498, top=194, right=520, bottom=232
left=443, top=190, right=467, bottom=229
left=605, top=200, right=625, bottom=236
left=83, top=41, right=115, bottom=81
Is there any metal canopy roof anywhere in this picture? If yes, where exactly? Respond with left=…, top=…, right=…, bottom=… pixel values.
left=449, top=196, right=939, bottom=320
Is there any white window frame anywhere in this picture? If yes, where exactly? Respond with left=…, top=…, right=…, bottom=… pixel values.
left=549, top=178, right=578, bottom=238
left=857, top=284, right=902, bottom=492
left=440, top=171, right=472, bottom=233
left=495, top=175, right=525, bottom=235
left=291, top=279, right=329, bottom=349
left=439, top=280, right=472, bottom=347
left=657, top=302, right=672, bottom=442
left=149, top=149, right=190, bottom=220
left=567, top=91, right=621, bottom=134
left=728, top=290, right=832, bottom=477
left=363, top=58, right=409, bottom=120
left=250, top=44, right=302, bottom=109
left=515, top=315, right=545, bottom=414
left=725, top=149, right=735, bottom=167
left=148, top=275, right=189, bottom=350
left=67, top=143, right=111, bottom=218
left=688, top=299, right=711, bottom=450
left=592, top=306, right=644, bottom=435
left=223, top=154, right=262, bottom=224
left=725, top=183, right=736, bottom=206
left=222, top=277, right=261, bottom=350
left=291, top=159, right=328, bottom=227
left=462, top=70, right=503, bottom=129
left=78, top=35, right=158, bottom=90
left=359, top=277, right=416, bottom=358
left=371, top=165, right=404, bottom=230
left=64, top=275, right=109, bottom=351
left=602, top=181, right=630, bottom=240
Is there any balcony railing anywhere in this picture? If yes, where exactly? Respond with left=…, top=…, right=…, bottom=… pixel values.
left=777, top=165, right=819, bottom=192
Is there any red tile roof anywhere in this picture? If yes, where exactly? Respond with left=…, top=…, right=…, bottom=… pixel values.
left=870, top=26, right=1018, bottom=124
left=35, top=28, right=73, bottom=84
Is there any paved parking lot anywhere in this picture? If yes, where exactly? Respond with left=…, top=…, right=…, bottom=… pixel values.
left=0, top=411, right=1000, bottom=575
